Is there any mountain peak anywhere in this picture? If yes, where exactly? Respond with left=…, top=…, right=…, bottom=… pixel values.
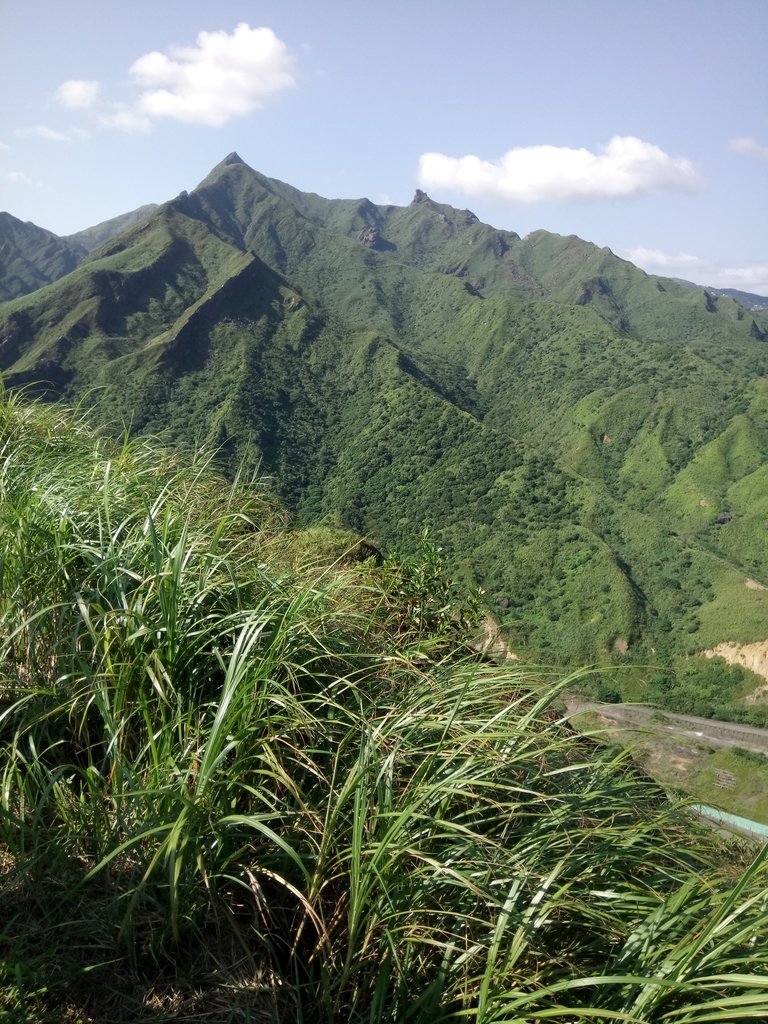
left=194, top=152, right=260, bottom=193
left=221, top=152, right=247, bottom=167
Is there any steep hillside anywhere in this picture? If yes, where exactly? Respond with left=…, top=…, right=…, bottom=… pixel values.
left=0, top=203, right=159, bottom=301
left=2, top=390, right=767, bottom=1024
left=65, top=201, right=159, bottom=253
left=1, top=153, right=766, bottom=715
left=0, top=212, right=86, bottom=300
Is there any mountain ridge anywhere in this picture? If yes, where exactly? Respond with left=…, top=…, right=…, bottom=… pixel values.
left=0, top=212, right=87, bottom=301
left=1, top=153, right=767, bottom=717
left=4, top=152, right=765, bottom=307
left=671, top=277, right=768, bottom=311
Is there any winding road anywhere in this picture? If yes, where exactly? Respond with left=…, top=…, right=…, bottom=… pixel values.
left=564, top=699, right=768, bottom=755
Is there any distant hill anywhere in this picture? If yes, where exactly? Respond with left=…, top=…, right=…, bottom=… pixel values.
left=0, top=212, right=86, bottom=301
left=0, top=203, right=158, bottom=300
left=671, top=277, right=768, bottom=311
left=1, top=152, right=767, bottom=718
left=65, top=202, right=159, bottom=253
left=713, top=286, right=768, bottom=309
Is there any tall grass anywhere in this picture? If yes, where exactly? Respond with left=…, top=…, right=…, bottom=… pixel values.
left=1, top=388, right=767, bottom=1023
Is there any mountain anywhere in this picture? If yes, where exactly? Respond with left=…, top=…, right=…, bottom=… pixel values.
left=1, top=153, right=767, bottom=717
left=0, top=212, right=86, bottom=301
left=0, top=203, right=159, bottom=301
left=672, top=277, right=768, bottom=314
left=64, top=202, right=159, bottom=254
left=711, top=286, right=768, bottom=310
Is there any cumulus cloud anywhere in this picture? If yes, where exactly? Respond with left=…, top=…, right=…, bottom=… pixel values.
left=128, top=23, right=295, bottom=127
left=418, top=136, right=699, bottom=204
left=55, top=79, right=101, bottom=109
left=728, top=136, right=768, bottom=160
left=47, top=25, right=294, bottom=135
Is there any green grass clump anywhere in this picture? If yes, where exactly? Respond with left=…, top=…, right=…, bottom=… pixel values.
left=1, top=390, right=768, bottom=1023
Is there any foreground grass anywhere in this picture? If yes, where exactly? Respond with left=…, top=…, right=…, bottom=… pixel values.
left=1, top=390, right=767, bottom=1023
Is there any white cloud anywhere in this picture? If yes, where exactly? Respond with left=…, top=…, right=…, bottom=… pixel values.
left=624, top=246, right=768, bottom=297
left=0, top=141, right=9, bottom=151
left=55, top=79, right=101, bottom=109
left=417, top=136, right=699, bottom=204
left=728, top=136, right=768, bottom=161
left=624, top=247, right=701, bottom=271
left=46, top=25, right=294, bottom=136
left=710, top=264, right=768, bottom=296
left=128, top=23, right=295, bottom=127
left=17, top=125, right=71, bottom=142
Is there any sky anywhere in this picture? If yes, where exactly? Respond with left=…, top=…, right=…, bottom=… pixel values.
left=1, top=0, right=766, bottom=293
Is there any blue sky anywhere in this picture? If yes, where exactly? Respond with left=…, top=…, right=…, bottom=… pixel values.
left=2, top=0, right=766, bottom=292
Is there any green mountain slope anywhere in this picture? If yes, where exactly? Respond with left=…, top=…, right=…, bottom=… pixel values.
left=0, top=203, right=159, bottom=301
left=1, top=153, right=766, bottom=717
left=0, top=211, right=86, bottom=301
left=64, top=201, right=159, bottom=253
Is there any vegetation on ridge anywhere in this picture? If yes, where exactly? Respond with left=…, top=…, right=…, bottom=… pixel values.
left=1, top=391, right=768, bottom=1022
left=1, top=155, right=767, bottom=721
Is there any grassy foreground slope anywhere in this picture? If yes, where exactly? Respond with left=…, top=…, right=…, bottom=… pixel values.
left=1, top=391, right=768, bottom=1023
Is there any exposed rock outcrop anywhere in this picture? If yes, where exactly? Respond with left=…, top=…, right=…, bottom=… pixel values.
left=702, top=640, right=768, bottom=687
